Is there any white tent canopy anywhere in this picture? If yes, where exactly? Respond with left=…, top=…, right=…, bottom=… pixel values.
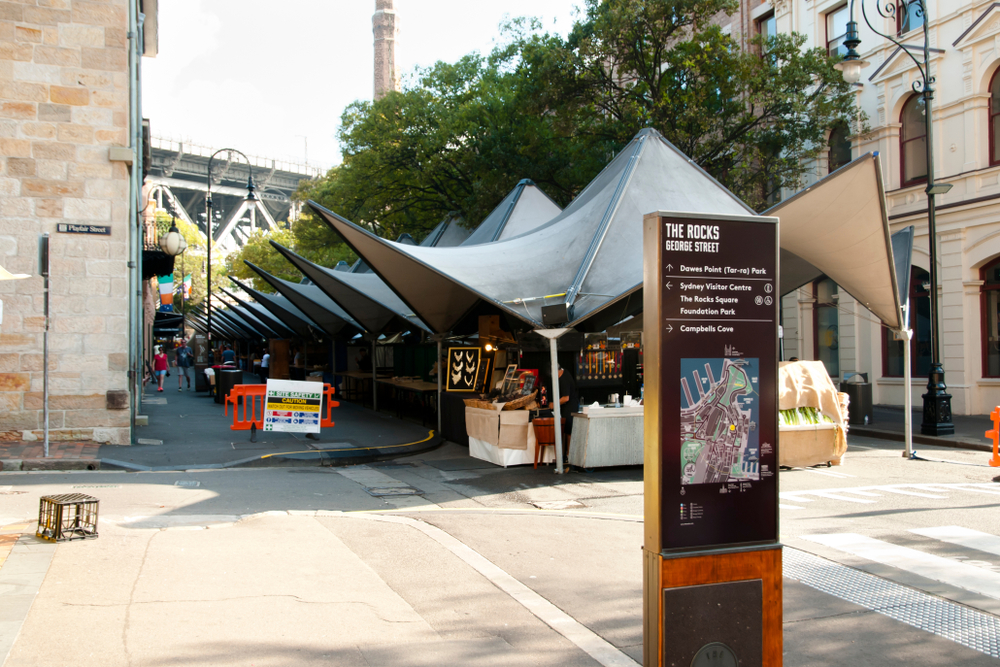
left=766, top=152, right=902, bottom=331
left=310, top=128, right=752, bottom=333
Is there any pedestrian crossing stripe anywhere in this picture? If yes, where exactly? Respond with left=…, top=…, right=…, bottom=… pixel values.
left=910, top=526, right=1000, bottom=559
left=779, top=482, right=1000, bottom=509
left=801, top=528, right=1000, bottom=601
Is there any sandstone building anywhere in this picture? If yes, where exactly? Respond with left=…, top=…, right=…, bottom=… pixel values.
left=0, top=0, right=157, bottom=444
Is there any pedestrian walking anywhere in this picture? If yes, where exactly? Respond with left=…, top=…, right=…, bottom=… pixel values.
left=174, top=338, right=194, bottom=391
left=260, top=351, right=270, bottom=382
left=153, top=345, right=169, bottom=392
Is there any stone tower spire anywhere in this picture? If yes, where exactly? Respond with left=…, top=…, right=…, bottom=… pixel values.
left=373, top=0, right=400, bottom=100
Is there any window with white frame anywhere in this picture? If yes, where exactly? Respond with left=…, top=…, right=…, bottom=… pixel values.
left=826, top=4, right=850, bottom=57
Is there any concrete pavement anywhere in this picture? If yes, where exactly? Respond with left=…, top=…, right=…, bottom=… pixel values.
left=1, top=436, right=999, bottom=666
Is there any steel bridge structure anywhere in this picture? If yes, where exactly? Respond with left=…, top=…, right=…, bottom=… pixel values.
left=145, top=137, right=325, bottom=254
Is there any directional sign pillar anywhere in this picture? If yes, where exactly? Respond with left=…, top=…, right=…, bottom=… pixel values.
left=642, top=211, right=782, bottom=667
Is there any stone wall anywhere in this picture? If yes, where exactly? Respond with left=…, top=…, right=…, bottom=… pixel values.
left=0, top=0, right=132, bottom=445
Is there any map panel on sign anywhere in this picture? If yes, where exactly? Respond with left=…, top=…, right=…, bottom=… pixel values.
left=680, top=358, right=759, bottom=486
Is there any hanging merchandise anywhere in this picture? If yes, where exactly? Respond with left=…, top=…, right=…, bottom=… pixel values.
left=575, top=332, right=623, bottom=384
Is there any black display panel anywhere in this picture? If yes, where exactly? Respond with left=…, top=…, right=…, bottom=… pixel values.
left=658, top=216, right=778, bottom=551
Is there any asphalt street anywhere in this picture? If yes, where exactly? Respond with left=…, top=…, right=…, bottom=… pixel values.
left=0, top=436, right=998, bottom=666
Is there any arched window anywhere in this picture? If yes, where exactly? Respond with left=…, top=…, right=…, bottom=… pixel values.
left=990, top=69, right=1000, bottom=166
left=828, top=122, right=852, bottom=172
left=981, top=257, right=1000, bottom=376
left=883, top=266, right=932, bottom=377
left=900, top=95, right=927, bottom=186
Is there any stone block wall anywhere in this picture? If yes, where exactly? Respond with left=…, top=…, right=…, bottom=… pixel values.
left=0, top=0, right=132, bottom=445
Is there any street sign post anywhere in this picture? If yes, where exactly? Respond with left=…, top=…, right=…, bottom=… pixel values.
left=643, top=211, right=781, bottom=666
left=263, top=379, right=322, bottom=434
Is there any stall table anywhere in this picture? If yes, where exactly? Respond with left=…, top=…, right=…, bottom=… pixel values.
left=465, top=406, right=553, bottom=467
left=568, top=406, right=644, bottom=469
left=377, top=378, right=438, bottom=426
left=338, top=370, right=374, bottom=404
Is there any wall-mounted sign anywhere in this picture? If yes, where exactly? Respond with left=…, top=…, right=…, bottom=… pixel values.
left=447, top=347, right=480, bottom=392
left=56, top=223, right=111, bottom=235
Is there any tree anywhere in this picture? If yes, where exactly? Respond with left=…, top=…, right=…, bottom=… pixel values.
left=526, top=0, right=862, bottom=209
left=298, top=42, right=614, bottom=243
left=300, top=0, right=861, bottom=239
left=223, top=228, right=301, bottom=293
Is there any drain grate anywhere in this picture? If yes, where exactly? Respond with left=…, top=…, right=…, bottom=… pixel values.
left=365, top=486, right=420, bottom=497
left=784, top=547, right=1000, bottom=658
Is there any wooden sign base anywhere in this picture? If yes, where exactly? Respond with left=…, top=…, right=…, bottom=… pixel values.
left=643, top=545, right=782, bottom=667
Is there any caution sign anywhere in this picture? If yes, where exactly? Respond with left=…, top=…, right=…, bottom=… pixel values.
left=263, top=379, right=322, bottom=433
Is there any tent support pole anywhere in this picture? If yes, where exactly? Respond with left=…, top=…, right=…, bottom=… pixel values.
left=903, top=328, right=914, bottom=459
left=534, top=328, right=571, bottom=474
left=436, top=339, right=442, bottom=435
left=372, top=339, right=377, bottom=412
left=549, top=336, right=564, bottom=474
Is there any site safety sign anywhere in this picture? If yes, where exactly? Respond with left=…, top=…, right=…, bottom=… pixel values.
left=263, top=379, right=322, bottom=433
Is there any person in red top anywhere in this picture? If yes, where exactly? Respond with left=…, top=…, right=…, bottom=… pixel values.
left=153, top=345, right=169, bottom=392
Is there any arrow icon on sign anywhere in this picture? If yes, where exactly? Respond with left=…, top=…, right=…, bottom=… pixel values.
left=665, top=281, right=672, bottom=290
left=666, top=325, right=673, bottom=333
left=665, top=264, right=673, bottom=272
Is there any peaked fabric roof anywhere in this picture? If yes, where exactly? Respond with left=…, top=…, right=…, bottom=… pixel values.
left=189, top=306, right=236, bottom=341
left=211, top=306, right=262, bottom=340
left=461, top=179, right=563, bottom=246
left=310, top=128, right=752, bottom=333
left=226, top=303, right=282, bottom=339
left=220, top=288, right=297, bottom=339
left=765, top=152, right=903, bottom=330
left=270, top=242, right=429, bottom=334
left=244, top=261, right=361, bottom=338
left=420, top=215, right=471, bottom=248
left=228, top=278, right=323, bottom=339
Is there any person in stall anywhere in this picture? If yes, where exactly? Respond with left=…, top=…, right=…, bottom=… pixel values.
left=538, top=365, right=579, bottom=459
left=356, top=347, right=372, bottom=372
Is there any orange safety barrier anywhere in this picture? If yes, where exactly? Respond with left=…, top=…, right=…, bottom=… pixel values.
left=986, top=406, right=1000, bottom=467
left=225, top=383, right=340, bottom=431
left=225, top=384, right=267, bottom=430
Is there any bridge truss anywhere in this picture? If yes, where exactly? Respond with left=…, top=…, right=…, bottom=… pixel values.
left=145, top=137, right=325, bottom=254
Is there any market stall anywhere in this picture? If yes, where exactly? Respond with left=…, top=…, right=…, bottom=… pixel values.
left=778, top=360, right=850, bottom=467
left=465, top=404, right=552, bottom=467
left=568, top=405, right=644, bottom=468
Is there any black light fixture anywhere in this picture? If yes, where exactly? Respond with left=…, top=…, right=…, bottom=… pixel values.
left=833, top=0, right=953, bottom=437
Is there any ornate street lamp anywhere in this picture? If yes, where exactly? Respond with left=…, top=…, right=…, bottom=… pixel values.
left=834, top=0, right=954, bottom=436
left=205, top=149, right=257, bottom=350
left=158, top=216, right=187, bottom=336
left=158, top=218, right=187, bottom=257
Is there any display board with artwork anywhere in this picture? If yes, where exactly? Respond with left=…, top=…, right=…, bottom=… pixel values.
left=447, top=347, right=481, bottom=392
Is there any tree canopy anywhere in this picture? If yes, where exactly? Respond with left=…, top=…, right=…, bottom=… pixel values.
left=297, top=0, right=860, bottom=248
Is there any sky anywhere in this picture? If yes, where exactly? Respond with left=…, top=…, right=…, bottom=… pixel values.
left=142, top=0, right=583, bottom=172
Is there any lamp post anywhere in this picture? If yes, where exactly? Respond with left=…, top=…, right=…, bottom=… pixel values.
left=205, top=149, right=258, bottom=360
left=835, top=0, right=954, bottom=436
